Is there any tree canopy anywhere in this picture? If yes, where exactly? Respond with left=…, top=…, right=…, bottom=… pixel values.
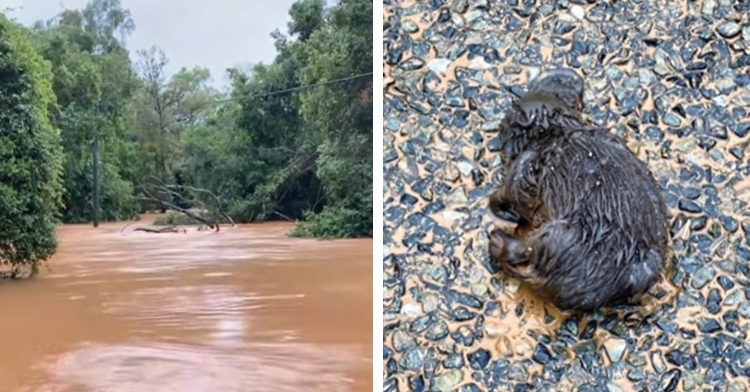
left=0, top=0, right=372, bottom=272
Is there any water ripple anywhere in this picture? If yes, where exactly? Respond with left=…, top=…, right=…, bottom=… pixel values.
left=27, top=342, right=357, bottom=392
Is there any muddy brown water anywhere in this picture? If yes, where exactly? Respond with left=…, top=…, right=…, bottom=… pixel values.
left=0, top=216, right=372, bottom=392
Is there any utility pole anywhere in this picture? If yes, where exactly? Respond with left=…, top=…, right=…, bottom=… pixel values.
left=92, top=134, right=100, bottom=228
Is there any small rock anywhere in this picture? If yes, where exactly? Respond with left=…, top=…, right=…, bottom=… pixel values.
left=467, top=348, right=491, bottom=370
left=446, top=187, right=468, bottom=204
left=400, top=347, right=427, bottom=370
left=451, top=0, right=468, bottom=13
left=606, top=383, right=624, bottom=392
left=436, top=337, right=454, bottom=354
left=468, top=57, right=493, bottom=70
left=691, top=266, right=715, bottom=289
left=719, top=215, right=739, bottom=233
left=443, top=353, right=464, bottom=368
left=433, top=369, right=463, bottom=392
left=532, top=343, right=553, bottom=364
left=442, top=211, right=466, bottom=224
left=717, top=21, right=741, bottom=38
left=697, top=318, right=722, bottom=333
left=604, top=337, right=628, bottom=363
left=426, top=320, right=450, bottom=340
left=505, top=279, right=520, bottom=294
left=678, top=199, right=702, bottom=213
left=681, top=371, right=703, bottom=391
left=457, top=161, right=473, bottom=176
left=651, top=351, right=666, bottom=373
left=663, top=113, right=681, bottom=127
left=402, top=21, right=419, bottom=33
left=570, top=5, right=585, bottom=20
left=428, top=58, right=452, bottom=74
left=724, top=290, right=743, bottom=306
left=443, top=164, right=460, bottom=182
left=470, top=283, right=488, bottom=297
left=702, top=0, right=716, bottom=14
left=660, top=368, right=681, bottom=392
left=421, top=292, right=441, bottom=313
left=627, top=367, right=645, bottom=381
left=508, top=362, right=528, bottom=381
left=728, top=381, right=747, bottom=392
left=393, top=329, right=417, bottom=351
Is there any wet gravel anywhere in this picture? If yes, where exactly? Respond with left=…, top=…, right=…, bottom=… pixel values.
left=383, top=0, right=750, bottom=391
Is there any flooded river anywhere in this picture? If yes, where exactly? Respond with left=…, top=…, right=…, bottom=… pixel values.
left=0, top=216, right=373, bottom=392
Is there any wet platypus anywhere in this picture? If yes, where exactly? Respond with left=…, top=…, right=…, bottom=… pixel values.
left=487, top=68, right=670, bottom=312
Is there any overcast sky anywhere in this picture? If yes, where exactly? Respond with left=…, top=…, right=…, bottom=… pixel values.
left=4, top=0, right=298, bottom=88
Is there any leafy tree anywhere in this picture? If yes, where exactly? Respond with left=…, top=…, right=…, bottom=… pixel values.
left=0, top=14, right=64, bottom=271
left=293, top=0, right=373, bottom=236
left=30, top=0, right=140, bottom=223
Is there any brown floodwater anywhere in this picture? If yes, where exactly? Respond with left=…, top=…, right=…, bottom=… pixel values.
left=0, top=216, right=373, bottom=392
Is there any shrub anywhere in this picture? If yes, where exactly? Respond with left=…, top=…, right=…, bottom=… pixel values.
left=288, top=206, right=369, bottom=238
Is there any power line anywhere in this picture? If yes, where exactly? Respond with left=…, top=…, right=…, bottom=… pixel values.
left=214, top=71, right=373, bottom=103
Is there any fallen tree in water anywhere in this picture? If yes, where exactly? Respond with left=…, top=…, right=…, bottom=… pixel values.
left=134, top=226, right=186, bottom=234
left=135, top=181, right=235, bottom=232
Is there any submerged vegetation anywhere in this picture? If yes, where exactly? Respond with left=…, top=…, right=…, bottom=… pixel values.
left=0, top=0, right=372, bottom=272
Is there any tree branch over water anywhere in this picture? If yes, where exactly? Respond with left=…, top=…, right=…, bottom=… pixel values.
left=135, top=183, right=232, bottom=232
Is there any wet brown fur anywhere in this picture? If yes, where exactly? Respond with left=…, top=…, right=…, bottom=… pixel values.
left=488, top=69, right=670, bottom=312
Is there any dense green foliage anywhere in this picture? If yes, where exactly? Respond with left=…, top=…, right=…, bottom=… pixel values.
left=0, top=14, right=64, bottom=270
left=0, top=0, right=372, bottom=269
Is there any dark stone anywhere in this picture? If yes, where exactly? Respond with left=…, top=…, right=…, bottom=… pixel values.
left=697, top=318, right=722, bottom=333
left=660, top=368, right=681, bottom=392
left=426, top=320, right=449, bottom=340
left=678, top=199, right=702, bottom=213
left=665, top=350, right=697, bottom=370
left=443, top=353, right=465, bottom=368
left=443, top=289, right=484, bottom=309
left=513, top=384, right=533, bottom=392
left=680, top=186, right=701, bottom=200
left=706, top=289, right=722, bottom=315
left=468, top=348, right=491, bottom=370
left=691, top=216, right=708, bottom=231
left=655, top=320, right=677, bottom=334
left=410, top=315, right=434, bottom=334
left=580, top=321, right=597, bottom=340
left=704, top=363, right=726, bottom=384
left=384, top=377, right=398, bottom=392
left=451, top=326, right=475, bottom=346
left=451, top=306, right=476, bottom=321
left=386, top=358, right=397, bottom=376
left=409, top=375, right=425, bottom=392
left=719, top=215, right=739, bottom=233
left=532, top=343, right=553, bottom=364
left=717, top=275, right=735, bottom=291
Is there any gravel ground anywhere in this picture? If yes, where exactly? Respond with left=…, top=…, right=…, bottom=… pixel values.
left=382, top=1, right=750, bottom=391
